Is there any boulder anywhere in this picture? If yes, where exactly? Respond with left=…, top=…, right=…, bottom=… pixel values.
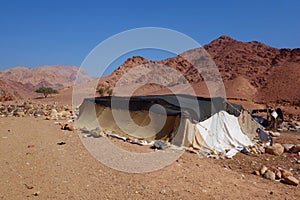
left=263, top=170, right=276, bottom=181
left=282, top=144, right=295, bottom=152
left=265, top=143, right=284, bottom=156
left=282, top=176, right=299, bottom=186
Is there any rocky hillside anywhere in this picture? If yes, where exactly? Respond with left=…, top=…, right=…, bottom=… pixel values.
left=0, top=78, right=37, bottom=101
left=204, top=36, right=300, bottom=102
left=0, top=65, right=91, bottom=90
left=97, top=36, right=300, bottom=103
left=0, top=65, right=91, bottom=101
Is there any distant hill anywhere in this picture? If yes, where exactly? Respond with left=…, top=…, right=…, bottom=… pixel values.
left=0, top=65, right=91, bottom=101
left=97, top=36, right=300, bottom=104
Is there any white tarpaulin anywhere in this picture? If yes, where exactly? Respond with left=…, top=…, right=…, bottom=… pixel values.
left=195, top=111, right=253, bottom=154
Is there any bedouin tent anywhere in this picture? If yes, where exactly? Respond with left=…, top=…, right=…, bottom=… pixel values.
left=76, top=94, right=260, bottom=154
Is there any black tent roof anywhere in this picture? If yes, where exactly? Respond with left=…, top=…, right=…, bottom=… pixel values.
left=85, top=94, right=242, bottom=122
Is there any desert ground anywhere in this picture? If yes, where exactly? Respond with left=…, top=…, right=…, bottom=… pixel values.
left=0, top=36, right=299, bottom=199
left=0, top=92, right=299, bottom=200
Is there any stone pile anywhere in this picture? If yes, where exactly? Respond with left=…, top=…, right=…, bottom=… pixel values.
left=253, top=165, right=299, bottom=186
left=0, top=101, right=74, bottom=120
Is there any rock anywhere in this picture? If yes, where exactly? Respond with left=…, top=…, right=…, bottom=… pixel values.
left=258, top=146, right=265, bottom=154
left=292, top=144, right=300, bottom=153
left=282, top=176, right=299, bottom=186
left=153, top=141, right=168, bottom=150
left=260, top=165, right=268, bottom=175
left=252, top=170, right=260, bottom=176
left=65, top=124, right=76, bottom=131
left=50, top=109, right=58, bottom=118
left=282, top=144, right=295, bottom=152
left=24, top=183, right=34, bottom=189
left=59, top=111, right=71, bottom=118
left=269, top=167, right=281, bottom=179
left=251, top=147, right=258, bottom=154
left=263, top=170, right=276, bottom=181
left=34, top=109, right=45, bottom=116
left=14, top=110, right=25, bottom=117
left=265, top=143, right=284, bottom=156
left=33, top=191, right=40, bottom=196
left=269, top=131, right=280, bottom=137
left=280, top=169, right=293, bottom=178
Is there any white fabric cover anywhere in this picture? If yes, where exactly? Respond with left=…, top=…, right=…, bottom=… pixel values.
left=196, top=111, right=253, bottom=153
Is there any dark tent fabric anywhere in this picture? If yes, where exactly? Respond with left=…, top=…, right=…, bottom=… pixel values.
left=82, top=94, right=242, bottom=122
left=76, top=94, right=259, bottom=146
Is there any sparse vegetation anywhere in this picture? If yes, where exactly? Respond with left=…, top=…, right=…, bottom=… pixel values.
left=97, top=87, right=105, bottom=97
left=107, top=87, right=113, bottom=96
left=97, top=86, right=114, bottom=97
left=35, top=87, right=58, bottom=98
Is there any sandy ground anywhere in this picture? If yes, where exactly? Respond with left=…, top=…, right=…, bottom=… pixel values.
left=0, top=116, right=299, bottom=200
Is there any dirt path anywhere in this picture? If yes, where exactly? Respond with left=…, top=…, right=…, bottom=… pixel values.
left=0, top=117, right=299, bottom=199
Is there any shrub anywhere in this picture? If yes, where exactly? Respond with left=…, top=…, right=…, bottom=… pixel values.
left=97, top=87, right=105, bottom=97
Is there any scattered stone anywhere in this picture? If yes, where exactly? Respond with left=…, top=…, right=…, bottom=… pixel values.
left=263, top=170, right=276, bottom=181
left=13, top=109, right=25, bottom=117
left=0, top=103, right=74, bottom=119
left=251, top=147, right=258, bottom=154
left=153, top=141, right=168, bottom=150
left=269, top=167, right=281, bottom=179
left=90, top=128, right=102, bottom=138
left=34, top=109, right=45, bottom=116
left=279, top=168, right=293, bottom=178
left=282, top=176, right=299, bottom=186
left=282, top=144, right=295, bottom=152
left=33, top=191, right=40, bottom=196
left=66, top=125, right=76, bottom=131
left=252, top=170, right=260, bottom=176
left=269, top=131, right=280, bottom=137
left=258, top=146, right=265, bottom=154
left=50, top=109, right=58, bottom=118
left=260, top=165, right=268, bottom=175
left=24, top=184, right=34, bottom=189
left=160, top=189, right=166, bottom=194
left=265, top=143, right=284, bottom=156
left=59, top=111, right=71, bottom=118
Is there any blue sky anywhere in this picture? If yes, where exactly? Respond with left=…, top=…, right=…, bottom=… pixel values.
left=0, top=0, right=299, bottom=76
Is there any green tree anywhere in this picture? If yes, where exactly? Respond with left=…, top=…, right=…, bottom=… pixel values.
left=35, top=87, right=58, bottom=98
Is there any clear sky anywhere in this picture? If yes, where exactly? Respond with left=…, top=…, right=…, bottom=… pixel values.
left=0, top=0, right=299, bottom=76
